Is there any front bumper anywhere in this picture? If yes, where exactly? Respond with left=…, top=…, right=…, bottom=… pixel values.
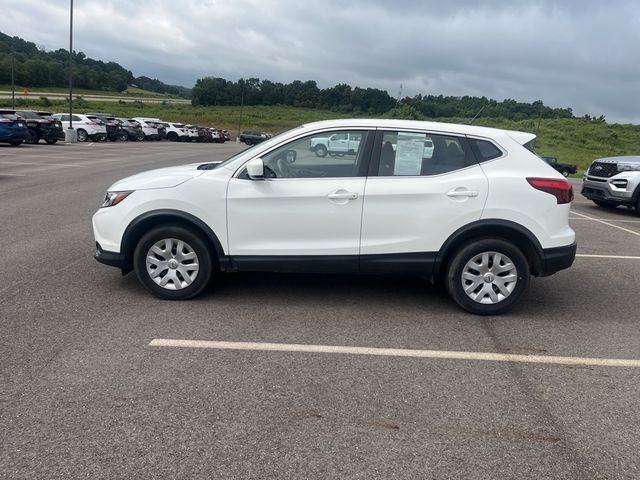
left=95, top=242, right=128, bottom=270
left=539, top=242, right=577, bottom=276
left=581, top=176, right=636, bottom=205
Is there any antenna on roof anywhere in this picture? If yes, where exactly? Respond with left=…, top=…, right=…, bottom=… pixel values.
left=467, top=105, right=485, bottom=125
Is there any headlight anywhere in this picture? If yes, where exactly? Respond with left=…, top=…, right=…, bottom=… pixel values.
left=101, top=191, right=133, bottom=208
left=618, top=163, right=640, bottom=172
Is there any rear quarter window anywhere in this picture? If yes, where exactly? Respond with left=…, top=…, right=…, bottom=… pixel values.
left=469, top=138, right=503, bottom=161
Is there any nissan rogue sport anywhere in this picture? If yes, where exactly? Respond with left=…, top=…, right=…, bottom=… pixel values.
left=93, top=119, right=576, bottom=315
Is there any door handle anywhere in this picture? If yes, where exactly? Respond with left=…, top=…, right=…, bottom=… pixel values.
left=328, top=191, right=358, bottom=200
left=446, top=190, right=479, bottom=198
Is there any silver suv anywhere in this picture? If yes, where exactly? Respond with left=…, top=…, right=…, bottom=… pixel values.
left=582, top=156, right=640, bottom=213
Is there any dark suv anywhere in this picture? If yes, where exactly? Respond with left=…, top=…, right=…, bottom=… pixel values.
left=7, top=110, right=65, bottom=144
left=86, top=113, right=128, bottom=141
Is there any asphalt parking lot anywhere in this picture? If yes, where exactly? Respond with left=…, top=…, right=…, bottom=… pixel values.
left=1, top=141, right=639, bottom=479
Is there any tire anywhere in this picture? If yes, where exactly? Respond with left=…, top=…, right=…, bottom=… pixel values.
left=9, top=139, right=22, bottom=146
left=76, top=129, right=88, bottom=142
left=133, top=225, right=214, bottom=300
left=45, top=139, right=58, bottom=145
left=135, top=133, right=144, bottom=141
left=24, top=129, right=39, bottom=144
left=97, top=134, right=107, bottom=142
left=560, top=168, right=570, bottom=177
left=593, top=200, right=618, bottom=209
left=635, top=195, right=640, bottom=216
left=314, top=144, right=327, bottom=157
left=244, top=139, right=253, bottom=146
left=167, top=132, right=178, bottom=142
left=118, top=131, right=128, bottom=142
left=445, top=238, right=530, bottom=315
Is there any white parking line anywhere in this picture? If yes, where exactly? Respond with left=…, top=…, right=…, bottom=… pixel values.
left=576, top=254, right=640, bottom=260
left=571, top=211, right=640, bottom=237
left=0, top=161, right=85, bottom=168
left=149, top=339, right=640, bottom=368
left=570, top=218, right=640, bottom=224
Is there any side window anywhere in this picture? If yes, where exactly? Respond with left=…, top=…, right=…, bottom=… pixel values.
left=469, top=138, right=503, bottom=161
left=260, top=130, right=369, bottom=178
left=377, top=131, right=476, bottom=176
left=71, top=115, right=81, bottom=122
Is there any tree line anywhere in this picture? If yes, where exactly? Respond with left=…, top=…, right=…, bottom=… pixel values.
left=192, top=76, right=575, bottom=120
left=0, top=31, right=188, bottom=96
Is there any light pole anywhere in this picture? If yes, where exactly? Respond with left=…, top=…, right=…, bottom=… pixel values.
left=237, top=80, right=244, bottom=142
left=66, top=0, right=77, bottom=142
left=10, top=52, right=15, bottom=109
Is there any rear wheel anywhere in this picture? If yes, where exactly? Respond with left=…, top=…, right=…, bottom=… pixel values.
left=24, top=129, right=38, bottom=144
left=45, top=139, right=58, bottom=145
left=9, top=139, right=22, bottom=146
left=560, top=168, right=570, bottom=177
left=133, top=225, right=213, bottom=300
left=593, top=200, right=618, bottom=209
left=118, top=131, right=128, bottom=141
left=167, top=132, right=178, bottom=142
left=445, top=238, right=530, bottom=315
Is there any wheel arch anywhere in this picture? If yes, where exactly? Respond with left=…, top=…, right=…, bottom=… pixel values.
left=434, top=219, right=545, bottom=277
left=120, top=209, right=228, bottom=273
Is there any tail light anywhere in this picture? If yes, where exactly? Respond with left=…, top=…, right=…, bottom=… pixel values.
left=527, top=178, right=574, bottom=204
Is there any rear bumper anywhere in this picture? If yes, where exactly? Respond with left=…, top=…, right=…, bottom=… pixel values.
left=540, top=242, right=577, bottom=276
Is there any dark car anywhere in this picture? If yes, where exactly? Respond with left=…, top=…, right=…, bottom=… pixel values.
left=239, top=130, right=272, bottom=146
left=542, top=156, right=578, bottom=177
left=116, top=118, right=145, bottom=141
left=9, top=110, right=65, bottom=144
left=86, top=113, right=128, bottom=141
left=0, top=113, right=29, bottom=146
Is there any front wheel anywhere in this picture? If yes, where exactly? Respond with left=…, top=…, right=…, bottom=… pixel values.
left=9, top=139, right=22, bottom=146
left=445, top=239, right=530, bottom=315
left=314, top=144, right=327, bottom=157
left=560, top=168, right=570, bottom=177
left=76, top=129, right=88, bottom=142
left=118, top=131, right=128, bottom=141
left=45, top=139, right=58, bottom=145
left=133, top=225, right=213, bottom=300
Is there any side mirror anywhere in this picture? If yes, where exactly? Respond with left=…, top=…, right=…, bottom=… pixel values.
left=246, top=158, right=265, bottom=179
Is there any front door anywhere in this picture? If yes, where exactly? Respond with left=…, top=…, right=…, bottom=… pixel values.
left=227, top=129, right=372, bottom=273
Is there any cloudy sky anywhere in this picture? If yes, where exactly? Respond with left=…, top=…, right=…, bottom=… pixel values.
left=3, top=0, right=640, bottom=122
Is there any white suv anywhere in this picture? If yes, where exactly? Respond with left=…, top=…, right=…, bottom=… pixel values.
left=93, top=119, right=576, bottom=314
left=52, top=113, right=107, bottom=142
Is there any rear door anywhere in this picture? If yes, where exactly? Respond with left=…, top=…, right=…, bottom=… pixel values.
left=359, top=129, right=488, bottom=273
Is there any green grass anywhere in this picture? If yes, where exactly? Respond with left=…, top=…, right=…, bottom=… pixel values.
left=0, top=85, right=174, bottom=98
left=2, top=97, right=639, bottom=170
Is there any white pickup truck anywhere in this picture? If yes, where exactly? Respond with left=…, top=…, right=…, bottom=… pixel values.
left=310, top=132, right=363, bottom=157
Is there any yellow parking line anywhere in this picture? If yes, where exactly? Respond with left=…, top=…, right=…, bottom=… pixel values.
left=149, top=339, right=640, bottom=368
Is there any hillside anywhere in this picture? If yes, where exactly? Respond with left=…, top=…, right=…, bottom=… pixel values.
left=3, top=95, right=638, bottom=170
left=0, top=31, right=189, bottom=97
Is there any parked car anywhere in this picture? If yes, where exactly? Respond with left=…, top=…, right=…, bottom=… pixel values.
left=582, top=156, right=640, bottom=212
left=115, top=118, right=144, bottom=141
left=10, top=110, right=65, bottom=144
left=542, top=156, right=577, bottom=177
left=239, top=130, right=271, bottom=145
left=92, top=119, right=576, bottom=315
left=131, top=118, right=160, bottom=140
left=156, top=122, right=189, bottom=142
left=85, top=113, right=128, bottom=141
left=0, top=112, right=28, bottom=146
left=52, top=113, right=107, bottom=142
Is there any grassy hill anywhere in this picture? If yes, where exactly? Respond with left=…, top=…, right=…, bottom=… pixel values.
left=2, top=97, right=639, bottom=171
